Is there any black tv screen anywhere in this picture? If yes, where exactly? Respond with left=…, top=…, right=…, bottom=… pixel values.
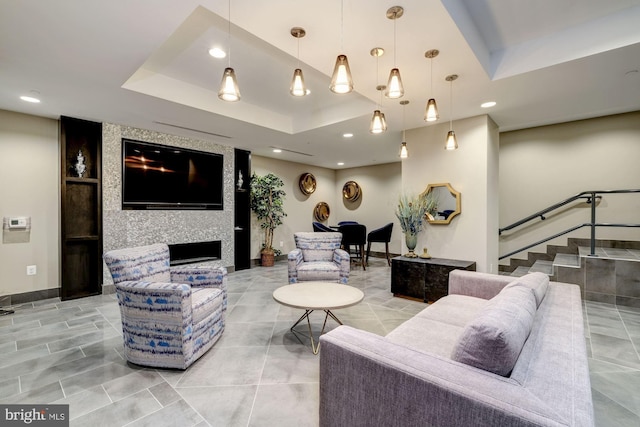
left=122, top=139, right=223, bottom=210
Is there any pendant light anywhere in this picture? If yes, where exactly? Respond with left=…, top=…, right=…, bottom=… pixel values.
left=290, top=27, right=307, bottom=97
left=370, top=85, right=387, bottom=134
left=369, top=48, right=387, bottom=134
left=218, top=0, right=240, bottom=102
left=424, top=49, right=440, bottom=122
left=445, top=74, right=459, bottom=150
left=400, top=100, right=409, bottom=158
left=385, top=6, right=404, bottom=99
left=330, top=0, right=354, bottom=94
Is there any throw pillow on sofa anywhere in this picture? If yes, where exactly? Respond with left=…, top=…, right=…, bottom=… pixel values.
left=451, top=284, right=537, bottom=377
left=507, top=272, right=549, bottom=307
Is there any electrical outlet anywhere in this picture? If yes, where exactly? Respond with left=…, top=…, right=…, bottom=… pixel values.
left=26, top=265, right=37, bottom=276
left=279, top=241, right=284, bottom=247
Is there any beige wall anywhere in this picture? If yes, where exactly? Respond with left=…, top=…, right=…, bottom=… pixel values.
left=402, top=115, right=500, bottom=273
left=251, top=156, right=338, bottom=258
left=335, top=163, right=403, bottom=254
left=0, top=110, right=59, bottom=296
left=251, top=157, right=403, bottom=260
left=499, top=111, right=640, bottom=264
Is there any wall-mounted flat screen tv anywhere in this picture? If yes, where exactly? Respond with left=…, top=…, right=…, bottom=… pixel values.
left=122, top=138, right=223, bottom=210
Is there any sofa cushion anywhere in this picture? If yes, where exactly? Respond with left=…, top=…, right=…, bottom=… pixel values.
left=387, top=316, right=465, bottom=358
left=451, top=284, right=537, bottom=376
left=297, top=262, right=340, bottom=281
left=507, top=272, right=549, bottom=307
left=415, top=294, right=489, bottom=328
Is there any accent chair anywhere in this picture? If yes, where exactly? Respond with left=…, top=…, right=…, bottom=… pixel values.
left=366, top=222, right=394, bottom=266
left=339, top=223, right=367, bottom=270
left=312, top=221, right=334, bottom=232
left=288, top=232, right=350, bottom=283
left=103, top=243, right=227, bottom=369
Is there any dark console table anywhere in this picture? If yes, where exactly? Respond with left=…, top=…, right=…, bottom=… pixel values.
left=391, top=256, right=476, bottom=303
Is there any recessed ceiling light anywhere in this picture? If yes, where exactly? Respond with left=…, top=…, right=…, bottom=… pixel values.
left=208, top=47, right=226, bottom=58
left=337, top=162, right=344, bottom=166
left=481, top=101, right=496, bottom=108
left=273, top=148, right=282, bottom=153
left=343, top=133, right=353, bottom=138
left=20, top=91, right=41, bottom=103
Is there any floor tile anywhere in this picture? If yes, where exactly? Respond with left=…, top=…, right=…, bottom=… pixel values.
left=70, top=389, right=161, bottom=427
left=178, top=385, right=256, bottom=427
left=126, top=399, right=203, bottom=427
left=249, top=383, right=319, bottom=427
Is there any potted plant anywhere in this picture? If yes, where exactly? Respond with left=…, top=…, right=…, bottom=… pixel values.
left=249, top=173, right=287, bottom=267
left=395, top=192, right=438, bottom=257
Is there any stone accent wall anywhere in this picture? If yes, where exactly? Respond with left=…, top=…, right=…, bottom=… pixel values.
left=102, top=123, right=234, bottom=285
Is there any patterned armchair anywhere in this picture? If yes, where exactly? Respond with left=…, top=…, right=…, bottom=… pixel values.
left=103, top=243, right=227, bottom=370
left=288, top=232, right=350, bottom=284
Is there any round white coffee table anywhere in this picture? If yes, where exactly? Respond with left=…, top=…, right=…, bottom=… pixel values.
left=273, top=282, right=364, bottom=354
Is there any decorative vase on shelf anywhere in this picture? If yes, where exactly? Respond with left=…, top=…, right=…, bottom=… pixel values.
left=404, top=232, right=418, bottom=258
left=74, top=150, right=86, bottom=178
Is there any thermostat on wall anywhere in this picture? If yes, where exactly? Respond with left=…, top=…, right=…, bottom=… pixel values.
left=8, top=217, right=28, bottom=229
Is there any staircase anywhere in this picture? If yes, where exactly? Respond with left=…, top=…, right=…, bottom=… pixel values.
left=499, top=238, right=640, bottom=307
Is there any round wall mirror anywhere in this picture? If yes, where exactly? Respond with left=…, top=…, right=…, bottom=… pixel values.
left=421, top=183, right=461, bottom=224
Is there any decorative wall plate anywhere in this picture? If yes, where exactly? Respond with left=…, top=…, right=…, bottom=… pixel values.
left=314, top=202, right=330, bottom=221
left=342, top=181, right=361, bottom=201
left=299, top=173, right=317, bottom=195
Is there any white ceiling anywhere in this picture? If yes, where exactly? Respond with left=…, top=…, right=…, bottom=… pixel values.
left=1, top=0, right=639, bottom=169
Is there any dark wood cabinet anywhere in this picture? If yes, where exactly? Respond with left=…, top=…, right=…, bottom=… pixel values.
left=391, top=256, right=476, bottom=302
left=60, top=116, right=102, bottom=300
left=234, top=149, right=251, bottom=270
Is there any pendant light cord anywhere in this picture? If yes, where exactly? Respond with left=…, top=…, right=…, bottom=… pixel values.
left=449, top=80, right=453, bottom=131
left=430, top=59, right=433, bottom=94
left=402, top=103, right=406, bottom=141
left=227, top=0, right=231, bottom=67
left=340, top=0, right=344, bottom=52
left=393, top=15, right=397, bottom=67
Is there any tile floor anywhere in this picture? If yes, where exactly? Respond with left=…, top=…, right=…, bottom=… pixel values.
left=0, top=258, right=639, bottom=426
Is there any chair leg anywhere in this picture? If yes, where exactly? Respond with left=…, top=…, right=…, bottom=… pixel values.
left=360, top=245, right=366, bottom=270
left=366, top=242, right=372, bottom=266
left=385, top=242, right=391, bottom=266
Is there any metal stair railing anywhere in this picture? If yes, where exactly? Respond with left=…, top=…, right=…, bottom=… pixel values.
left=499, top=189, right=640, bottom=260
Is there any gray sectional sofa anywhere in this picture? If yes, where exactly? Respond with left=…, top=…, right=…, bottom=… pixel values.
left=319, top=270, right=594, bottom=427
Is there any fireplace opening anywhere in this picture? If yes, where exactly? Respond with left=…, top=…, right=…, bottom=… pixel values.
left=168, top=241, right=221, bottom=266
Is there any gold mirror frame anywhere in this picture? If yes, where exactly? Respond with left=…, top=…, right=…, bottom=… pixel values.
left=421, top=182, right=461, bottom=225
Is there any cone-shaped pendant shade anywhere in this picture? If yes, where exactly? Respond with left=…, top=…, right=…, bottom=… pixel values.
left=218, top=67, right=241, bottom=102
left=290, top=68, right=307, bottom=97
left=445, top=130, right=458, bottom=150
left=400, top=141, right=408, bottom=158
left=424, top=98, right=439, bottom=122
left=370, top=110, right=387, bottom=134
left=385, top=68, right=404, bottom=98
left=330, top=55, right=354, bottom=94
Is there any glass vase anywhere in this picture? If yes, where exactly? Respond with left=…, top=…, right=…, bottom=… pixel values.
left=404, top=232, right=418, bottom=258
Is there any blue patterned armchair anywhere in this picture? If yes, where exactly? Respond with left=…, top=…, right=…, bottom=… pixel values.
left=288, top=232, right=350, bottom=284
left=103, top=243, right=227, bottom=369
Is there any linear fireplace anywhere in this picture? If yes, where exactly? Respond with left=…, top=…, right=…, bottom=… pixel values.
left=168, top=241, right=221, bottom=266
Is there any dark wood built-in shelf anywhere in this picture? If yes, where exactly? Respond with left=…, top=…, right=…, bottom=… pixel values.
left=60, top=116, right=103, bottom=301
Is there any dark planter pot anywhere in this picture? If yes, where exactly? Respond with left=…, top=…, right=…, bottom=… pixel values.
left=261, top=252, right=275, bottom=267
